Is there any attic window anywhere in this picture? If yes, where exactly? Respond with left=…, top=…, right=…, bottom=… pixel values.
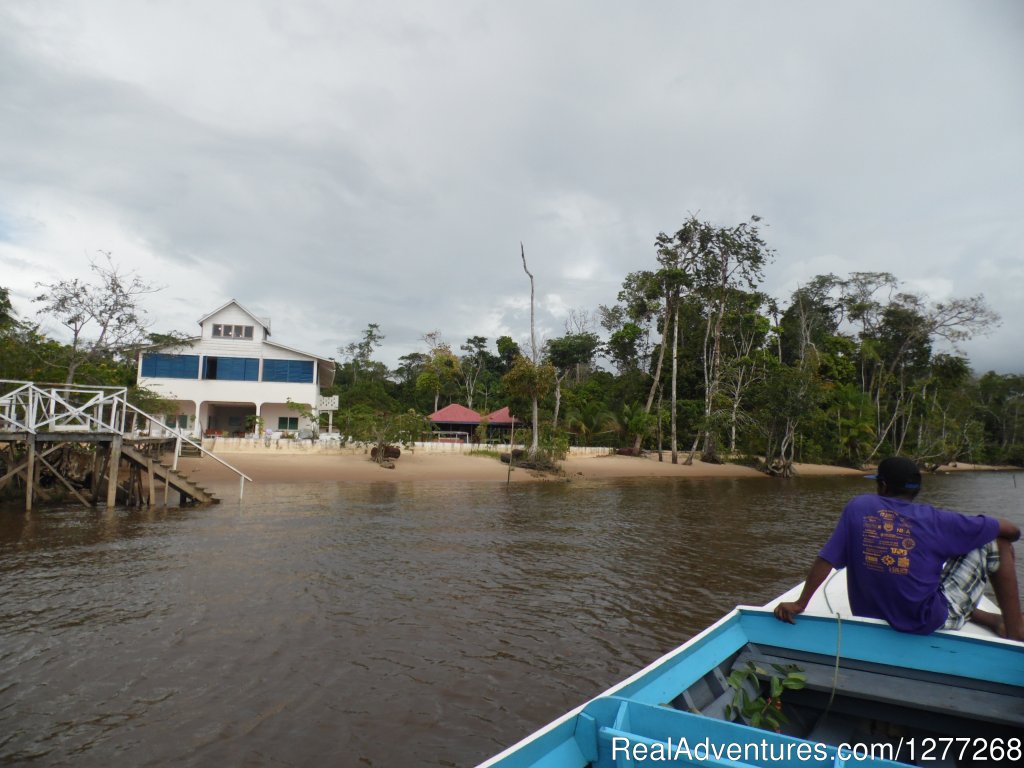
left=212, top=324, right=254, bottom=339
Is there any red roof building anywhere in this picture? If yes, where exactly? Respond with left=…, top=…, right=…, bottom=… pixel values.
left=428, top=403, right=482, bottom=424
left=483, top=407, right=517, bottom=425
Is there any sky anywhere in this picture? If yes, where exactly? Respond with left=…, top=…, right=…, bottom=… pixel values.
left=2, top=1, right=1022, bottom=374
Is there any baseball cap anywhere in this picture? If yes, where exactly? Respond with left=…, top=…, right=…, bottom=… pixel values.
left=865, top=456, right=922, bottom=491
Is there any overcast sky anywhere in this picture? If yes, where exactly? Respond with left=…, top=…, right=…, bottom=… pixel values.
left=2, top=1, right=1022, bottom=374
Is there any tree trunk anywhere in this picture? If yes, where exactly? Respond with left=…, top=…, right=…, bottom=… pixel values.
left=701, top=279, right=728, bottom=463
left=521, top=244, right=540, bottom=456
left=632, top=303, right=670, bottom=454
left=552, top=372, right=567, bottom=431
left=670, top=300, right=679, bottom=464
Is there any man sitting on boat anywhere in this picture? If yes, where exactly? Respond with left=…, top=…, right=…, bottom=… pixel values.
left=774, top=456, right=1024, bottom=641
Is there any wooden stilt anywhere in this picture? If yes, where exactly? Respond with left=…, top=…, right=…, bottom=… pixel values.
left=91, top=448, right=103, bottom=500
left=25, top=435, right=35, bottom=511
left=147, top=458, right=155, bottom=507
left=92, top=451, right=109, bottom=504
left=106, top=435, right=122, bottom=509
left=134, top=465, right=144, bottom=507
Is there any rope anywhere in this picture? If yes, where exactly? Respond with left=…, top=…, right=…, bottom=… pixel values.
left=819, top=570, right=843, bottom=722
left=825, top=612, right=842, bottom=714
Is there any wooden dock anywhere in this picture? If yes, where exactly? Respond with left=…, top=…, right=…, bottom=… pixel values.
left=1, top=381, right=249, bottom=511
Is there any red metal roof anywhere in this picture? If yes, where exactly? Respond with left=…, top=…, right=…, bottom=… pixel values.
left=484, top=407, right=518, bottom=425
left=429, top=403, right=482, bottom=424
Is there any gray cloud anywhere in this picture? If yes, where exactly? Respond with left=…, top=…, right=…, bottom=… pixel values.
left=1, top=1, right=1021, bottom=373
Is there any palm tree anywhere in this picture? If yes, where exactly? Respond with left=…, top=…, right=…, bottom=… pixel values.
left=611, top=402, right=655, bottom=450
left=565, top=401, right=616, bottom=447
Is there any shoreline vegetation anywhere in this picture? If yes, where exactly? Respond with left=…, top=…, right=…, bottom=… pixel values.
left=179, top=452, right=1016, bottom=492
left=5, top=244, right=1023, bottom=492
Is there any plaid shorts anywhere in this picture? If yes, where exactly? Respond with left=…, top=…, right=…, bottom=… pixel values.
left=940, top=540, right=1000, bottom=630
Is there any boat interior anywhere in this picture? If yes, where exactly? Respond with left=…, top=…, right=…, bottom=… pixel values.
left=482, top=608, right=1024, bottom=768
left=669, top=640, right=1023, bottom=767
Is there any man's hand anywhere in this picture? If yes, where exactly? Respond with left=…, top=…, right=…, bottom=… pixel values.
left=773, top=601, right=805, bottom=624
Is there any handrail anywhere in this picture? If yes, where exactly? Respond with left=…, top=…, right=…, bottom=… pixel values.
left=0, top=380, right=253, bottom=500
left=0, top=379, right=128, bottom=394
left=119, top=400, right=253, bottom=498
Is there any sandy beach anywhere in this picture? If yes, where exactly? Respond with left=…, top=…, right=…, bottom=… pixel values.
left=174, top=450, right=870, bottom=492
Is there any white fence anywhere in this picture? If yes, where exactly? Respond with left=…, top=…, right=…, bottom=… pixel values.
left=195, top=436, right=615, bottom=457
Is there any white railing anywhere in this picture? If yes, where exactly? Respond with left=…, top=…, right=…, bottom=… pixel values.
left=0, top=380, right=252, bottom=499
left=0, top=380, right=128, bottom=433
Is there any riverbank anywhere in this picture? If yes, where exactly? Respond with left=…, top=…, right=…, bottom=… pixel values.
left=175, top=450, right=870, bottom=492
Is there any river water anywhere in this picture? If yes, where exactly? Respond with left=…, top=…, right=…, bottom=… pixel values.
left=1, top=472, right=1022, bottom=767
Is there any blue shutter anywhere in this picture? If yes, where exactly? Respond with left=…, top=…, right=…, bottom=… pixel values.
left=263, top=359, right=285, bottom=382
left=142, top=353, right=199, bottom=379
left=262, top=359, right=314, bottom=382
left=202, top=357, right=259, bottom=380
left=290, top=360, right=314, bottom=383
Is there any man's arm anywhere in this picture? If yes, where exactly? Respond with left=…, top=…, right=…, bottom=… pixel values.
left=773, top=557, right=835, bottom=624
left=997, top=518, right=1021, bottom=543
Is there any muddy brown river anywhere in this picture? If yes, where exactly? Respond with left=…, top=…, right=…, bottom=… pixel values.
left=2, top=473, right=1022, bottom=766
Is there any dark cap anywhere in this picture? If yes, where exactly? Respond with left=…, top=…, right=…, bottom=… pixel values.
left=866, top=456, right=921, bottom=492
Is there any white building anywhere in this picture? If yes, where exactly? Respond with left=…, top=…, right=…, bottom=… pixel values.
left=137, top=300, right=335, bottom=437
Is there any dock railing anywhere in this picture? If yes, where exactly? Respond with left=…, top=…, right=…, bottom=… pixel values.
left=0, top=380, right=252, bottom=500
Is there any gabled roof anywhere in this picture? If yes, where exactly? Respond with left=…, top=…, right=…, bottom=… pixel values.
left=264, top=339, right=334, bottom=365
left=197, top=299, right=272, bottom=335
left=484, top=407, right=518, bottom=425
left=429, top=403, right=482, bottom=424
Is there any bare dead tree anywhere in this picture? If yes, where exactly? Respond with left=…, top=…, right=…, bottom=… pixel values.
left=34, top=252, right=159, bottom=384
left=521, top=243, right=540, bottom=455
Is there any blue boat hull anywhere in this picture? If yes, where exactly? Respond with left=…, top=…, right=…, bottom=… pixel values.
left=477, top=607, right=1024, bottom=767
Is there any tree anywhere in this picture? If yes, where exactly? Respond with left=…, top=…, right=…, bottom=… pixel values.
left=394, top=352, right=429, bottom=387
left=651, top=219, right=704, bottom=460
left=347, top=409, right=432, bottom=465
left=286, top=398, right=320, bottom=435
left=754, top=358, right=823, bottom=476
left=340, top=323, right=385, bottom=384
left=610, top=269, right=669, bottom=455
left=565, top=400, right=616, bottom=446
left=519, top=243, right=542, bottom=455
left=415, top=334, right=461, bottom=413
left=458, top=336, right=493, bottom=410
left=611, top=402, right=656, bottom=450
left=685, top=216, right=772, bottom=464
left=841, top=281, right=999, bottom=461
left=544, top=332, right=600, bottom=430
left=502, top=355, right=555, bottom=451
left=34, top=253, right=158, bottom=384
left=778, top=275, right=843, bottom=366
left=0, top=287, right=16, bottom=329
left=719, top=298, right=771, bottom=454
left=495, top=335, right=521, bottom=373
left=976, top=372, right=1024, bottom=465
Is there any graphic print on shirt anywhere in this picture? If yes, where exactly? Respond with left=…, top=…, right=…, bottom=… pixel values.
left=862, top=508, right=916, bottom=575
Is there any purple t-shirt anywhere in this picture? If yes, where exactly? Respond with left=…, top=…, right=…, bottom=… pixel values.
left=819, top=494, right=999, bottom=634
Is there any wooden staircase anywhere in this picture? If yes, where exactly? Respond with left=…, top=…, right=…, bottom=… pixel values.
left=120, top=444, right=220, bottom=505
left=177, top=442, right=203, bottom=458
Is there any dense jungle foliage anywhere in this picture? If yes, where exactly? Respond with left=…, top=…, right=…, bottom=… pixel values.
left=3, top=216, right=1021, bottom=472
